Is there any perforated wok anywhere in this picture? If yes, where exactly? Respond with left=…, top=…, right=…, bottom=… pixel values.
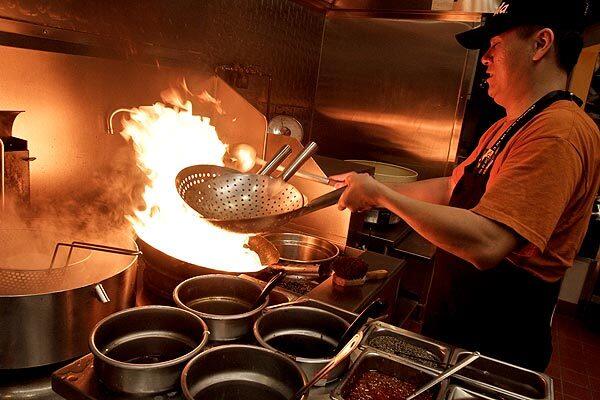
left=176, top=142, right=345, bottom=234
left=175, top=144, right=293, bottom=205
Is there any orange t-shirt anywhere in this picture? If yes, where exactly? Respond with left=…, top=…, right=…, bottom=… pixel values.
left=451, top=100, right=600, bottom=282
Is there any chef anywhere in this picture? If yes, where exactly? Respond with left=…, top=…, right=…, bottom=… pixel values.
left=332, top=0, right=599, bottom=371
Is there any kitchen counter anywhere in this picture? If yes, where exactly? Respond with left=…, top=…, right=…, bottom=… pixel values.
left=393, top=230, right=437, bottom=261
left=306, top=248, right=406, bottom=319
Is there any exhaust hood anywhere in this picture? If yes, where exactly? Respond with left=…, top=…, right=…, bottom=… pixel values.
left=293, top=0, right=501, bottom=13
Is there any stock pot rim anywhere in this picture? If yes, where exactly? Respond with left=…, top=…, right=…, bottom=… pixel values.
left=173, top=274, right=269, bottom=320
left=89, top=305, right=209, bottom=370
left=180, top=344, right=309, bottom=400
left=253, top=304, right=349, bottom=363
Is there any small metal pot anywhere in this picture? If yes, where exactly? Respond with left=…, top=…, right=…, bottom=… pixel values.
left=173, top=274, right=268, bottom=341
left=89, top=305, right=209, bottom=394
left=181, top=345, right=308, bottom=400
left=254, top=305, right=350, bottom=382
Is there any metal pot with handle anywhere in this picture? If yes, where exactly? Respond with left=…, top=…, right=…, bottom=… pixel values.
left=0, top=227, right=139, bottom=369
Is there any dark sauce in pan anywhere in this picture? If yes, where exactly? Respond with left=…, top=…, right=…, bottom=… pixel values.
left=193, top=381, right=287, bottom=400
left=186, top=297, right=252, bottom=315
left=104, top=335, right=195, bottom=364
left=345, top=371, right=434, bottom=400
left=266, top=332, right=337, bottom=358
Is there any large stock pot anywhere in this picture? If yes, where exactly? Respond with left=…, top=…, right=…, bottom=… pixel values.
left=0, top=227, right=139, bottom=369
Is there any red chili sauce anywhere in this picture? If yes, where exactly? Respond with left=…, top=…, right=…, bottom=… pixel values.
left=345, top=370, right=434, bottom=400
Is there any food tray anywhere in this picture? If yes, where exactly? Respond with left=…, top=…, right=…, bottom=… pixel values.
left=361, top=321, right=452, bottom=372
left=449, top=350, right=553, bottom=400
left=330, top=349, right=445, bottom=400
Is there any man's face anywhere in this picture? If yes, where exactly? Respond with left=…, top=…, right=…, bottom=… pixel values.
left=481, top=29, right=534, bottom=107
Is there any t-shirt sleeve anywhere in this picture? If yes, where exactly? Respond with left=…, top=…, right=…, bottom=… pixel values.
left=471, top=137, right=582, bottom=252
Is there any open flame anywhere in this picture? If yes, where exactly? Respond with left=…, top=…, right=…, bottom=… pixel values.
left=119, top=89, right=263, bottom=272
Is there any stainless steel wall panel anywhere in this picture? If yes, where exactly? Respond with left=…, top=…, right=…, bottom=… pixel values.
left=0, top=0, right=325, bottom=133
left=311, top=15, right=478, bottom=178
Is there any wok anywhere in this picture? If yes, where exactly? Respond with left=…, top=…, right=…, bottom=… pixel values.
left=176, top=142, right=344, bottom=234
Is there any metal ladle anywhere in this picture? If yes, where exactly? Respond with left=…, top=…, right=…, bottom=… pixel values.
left=251, top=271, right=286, bottom=309
left=291, top=330, right=364, bottom=400
left=406, top=351, right=481, bottom=400
left=331, top=299, right=386, bottom=355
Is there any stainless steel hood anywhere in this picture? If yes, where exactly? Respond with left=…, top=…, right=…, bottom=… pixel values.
left=292, top=0, right=500, bottom=13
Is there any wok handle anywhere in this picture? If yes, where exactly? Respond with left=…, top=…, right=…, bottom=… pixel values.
left=281, top=142, right=318, bottom=182
left=258, top=145, right=292, bottom=176
left=300, top=187, right=346, bottom=215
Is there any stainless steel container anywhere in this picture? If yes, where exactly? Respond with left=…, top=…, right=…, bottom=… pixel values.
left=449, top=350, right=553, bottom=400
left=442, top=385, right=522, bottom=400
left=0, top=229, right=138, bottom=369
left=330, top=349, right=442, bottom=400
left=173, top=274, right=268, bottom=341
left=361, top=321, right=452, bottom=372
left=90, top=305, right=209, bottom=394
left=253, top=305, right=350, bottom=382
left=181, top=345, right=308, bottom=400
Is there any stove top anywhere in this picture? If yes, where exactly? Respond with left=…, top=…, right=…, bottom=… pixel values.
left=16, top=248, right=405, bottom=400
left=51, top=303, right=355, bottom=400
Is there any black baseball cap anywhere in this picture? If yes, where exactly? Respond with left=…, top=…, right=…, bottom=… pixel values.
left=456, top=0, right=587, bottom=50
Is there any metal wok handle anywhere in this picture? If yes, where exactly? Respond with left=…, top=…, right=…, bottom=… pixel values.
left=258, top=145, right=292, bottom=176
left=281, top=142, right=318, bottom=182
left=292, top=187, right=345, bottom=219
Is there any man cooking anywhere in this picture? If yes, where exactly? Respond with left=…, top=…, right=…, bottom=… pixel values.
left=331, top=0, right=600, bottom=371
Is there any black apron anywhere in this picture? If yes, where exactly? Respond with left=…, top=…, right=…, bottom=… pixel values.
left=422, top=91, right=583, bottom=372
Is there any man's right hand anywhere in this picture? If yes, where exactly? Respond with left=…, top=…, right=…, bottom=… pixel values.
left=334, top=172, right=388, bottom=212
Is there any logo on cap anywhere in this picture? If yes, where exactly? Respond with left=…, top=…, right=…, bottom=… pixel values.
left=493, top=2, right=510, bottom=16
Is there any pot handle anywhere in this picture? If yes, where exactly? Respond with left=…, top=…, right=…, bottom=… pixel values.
left=263, top=300, right=297, bottom=312
left=94, top=284, right=111, bottom=303
left=50, top=241, right=141, bottom=269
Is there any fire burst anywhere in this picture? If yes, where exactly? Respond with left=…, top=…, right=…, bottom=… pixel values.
left=118, top=90, right=263, bottom=272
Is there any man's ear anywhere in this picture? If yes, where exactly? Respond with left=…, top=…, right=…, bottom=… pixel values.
left=532, top=28, right=555, bottom=62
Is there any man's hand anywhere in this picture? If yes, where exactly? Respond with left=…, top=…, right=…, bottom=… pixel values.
left=333, top=172, right=388, bottom=212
